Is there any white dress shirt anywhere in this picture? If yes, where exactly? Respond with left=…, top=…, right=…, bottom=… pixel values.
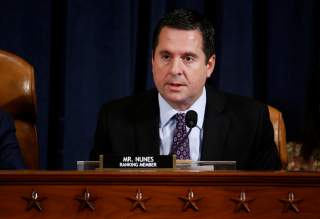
left=158, top=88, right=206, bottom=161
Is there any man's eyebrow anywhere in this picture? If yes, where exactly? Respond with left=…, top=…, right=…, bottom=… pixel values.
left=158, top=50, right=171, bottom=55
left=182, top=52, right=198, bottom=58
left=158, top=50, right=198, bottom=57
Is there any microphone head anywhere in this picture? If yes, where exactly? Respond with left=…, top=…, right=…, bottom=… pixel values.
left=185, top=110, right=198, bottom=128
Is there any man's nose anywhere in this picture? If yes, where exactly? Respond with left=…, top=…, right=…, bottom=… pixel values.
left=169, top=58, right=183, bottom=76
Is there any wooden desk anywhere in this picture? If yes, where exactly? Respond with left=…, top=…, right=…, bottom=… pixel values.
left=0, top=170, right=319, bottom=218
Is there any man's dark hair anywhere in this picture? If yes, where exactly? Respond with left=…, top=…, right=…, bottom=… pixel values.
left=152, top=8, right=215, bottom=63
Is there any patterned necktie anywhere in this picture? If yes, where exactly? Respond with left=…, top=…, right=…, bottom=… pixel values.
left=170, top=113, right=190, bottom=160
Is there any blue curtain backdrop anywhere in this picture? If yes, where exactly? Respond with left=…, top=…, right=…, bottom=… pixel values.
left=0, top=0, right=319, bottom=169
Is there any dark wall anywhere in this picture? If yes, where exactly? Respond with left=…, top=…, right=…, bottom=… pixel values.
left=0, top=0, right=319, bottom=169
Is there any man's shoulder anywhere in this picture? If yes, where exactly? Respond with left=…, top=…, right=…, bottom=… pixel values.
left=100, top=89, right=158, bottom=115
left=207, top=86, right=264, bottom=110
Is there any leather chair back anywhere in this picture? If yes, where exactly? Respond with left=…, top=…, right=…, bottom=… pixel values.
left=268, top=105, right=287, bottom=169
left=0, top=50, right=39, bottom=169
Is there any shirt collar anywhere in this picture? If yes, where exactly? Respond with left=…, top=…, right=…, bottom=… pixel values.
left=158, top=87, right=206, bottom=129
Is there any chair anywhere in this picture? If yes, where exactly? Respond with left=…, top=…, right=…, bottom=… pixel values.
left=0, top=50, right=39, bottom=169
left=267, top=105, right=287, bottom=169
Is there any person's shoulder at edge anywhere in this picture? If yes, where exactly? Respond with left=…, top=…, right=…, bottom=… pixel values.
left=0, top=109, right=25, bottom=169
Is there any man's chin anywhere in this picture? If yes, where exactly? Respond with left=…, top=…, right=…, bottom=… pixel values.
left=161, top=94, right=190, bottom=109
left=163, top=93, right=184, bottom=102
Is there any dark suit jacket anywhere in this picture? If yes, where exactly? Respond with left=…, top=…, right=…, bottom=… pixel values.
left=0, top=110, right=25, bottom=169
left=90, top=87, right=281, bottom=170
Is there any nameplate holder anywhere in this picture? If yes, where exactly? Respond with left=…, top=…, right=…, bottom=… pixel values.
left=176, top=160, right=237, bottom=170
left=102, top=155, right=176, bottom=169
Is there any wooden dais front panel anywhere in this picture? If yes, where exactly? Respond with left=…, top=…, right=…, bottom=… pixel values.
left=0, top=170, right=319, bottom=218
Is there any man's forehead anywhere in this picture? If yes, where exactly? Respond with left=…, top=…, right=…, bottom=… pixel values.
left=158, top=26, right=202, bottom=41
left=156, top=27, right=203, bottom=53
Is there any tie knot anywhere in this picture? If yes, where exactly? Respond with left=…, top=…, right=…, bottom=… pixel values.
left=175, top=113, right=186, bottom=123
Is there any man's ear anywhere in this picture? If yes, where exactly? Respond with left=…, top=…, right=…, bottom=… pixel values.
left=151, top=50, right=155, bottom=70
left=206, top=55, right=216, bottom=78
left=151, top=50, right=155, bottom=65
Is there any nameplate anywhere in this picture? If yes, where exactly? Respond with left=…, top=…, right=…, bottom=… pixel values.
left=103, top=155, right=176, bottom=169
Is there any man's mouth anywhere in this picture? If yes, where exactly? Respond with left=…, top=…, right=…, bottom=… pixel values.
left=168, top=82, right=185, bottom=87
left=165, top=82, right=186, bottom=92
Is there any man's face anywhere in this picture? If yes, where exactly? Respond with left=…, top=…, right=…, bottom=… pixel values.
left=152, top=27, right=215, bottom=110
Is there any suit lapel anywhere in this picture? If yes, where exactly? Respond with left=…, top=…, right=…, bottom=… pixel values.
left=134, top=90, right=160, bottom=155
left=201, top=87, right=230, bottom=161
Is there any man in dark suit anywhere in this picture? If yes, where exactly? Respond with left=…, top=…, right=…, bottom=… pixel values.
left=0, top=109, right=25, bottom=169
left=90, top=9, right=281, bottom=170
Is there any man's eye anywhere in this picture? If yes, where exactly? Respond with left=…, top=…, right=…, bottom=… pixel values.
left=184, top=56, right=194, bottom=62
left=161, top=55, right=170, bottom=60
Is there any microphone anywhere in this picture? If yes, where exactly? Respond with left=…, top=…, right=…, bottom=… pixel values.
left=185, top=110, right=198, bottom=129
